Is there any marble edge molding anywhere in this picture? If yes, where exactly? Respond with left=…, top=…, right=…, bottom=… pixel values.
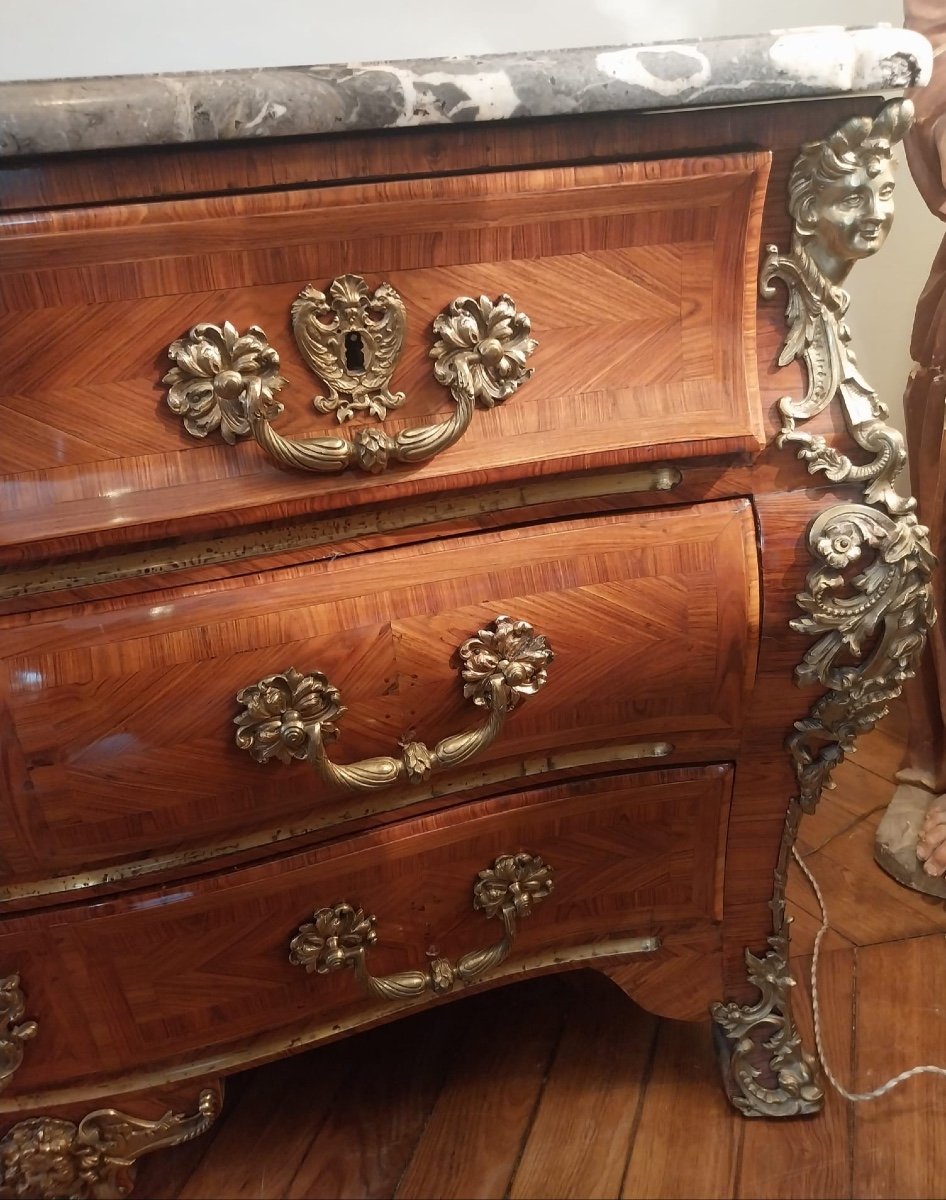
left=0, top=24, right=933, bottom=158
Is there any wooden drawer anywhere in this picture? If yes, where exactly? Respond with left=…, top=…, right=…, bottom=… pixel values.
left=0, top=763, right=730, bottom=1103
left=0, top=500, right=758, bottom=900
left=0, top=152, right=768, bottom=561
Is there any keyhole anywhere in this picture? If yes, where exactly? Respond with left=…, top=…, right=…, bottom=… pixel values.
left=344, top=331, right=366, bottom=374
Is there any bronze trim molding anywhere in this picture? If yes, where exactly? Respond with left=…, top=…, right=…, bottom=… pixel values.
left=0, top=740, right=674, bottom=906
left=0, top=468, right=682, bottom=602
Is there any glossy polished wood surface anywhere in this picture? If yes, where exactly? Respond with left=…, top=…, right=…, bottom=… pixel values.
left=0, top=500, right=757, bottom=900
left=0, top=764, right=730, bottom=1106
left=128, top=711, right=946, bottom=1200
left=0, top=154, right=767, bottom=559
left=0, top=94, right=896, bottom=1183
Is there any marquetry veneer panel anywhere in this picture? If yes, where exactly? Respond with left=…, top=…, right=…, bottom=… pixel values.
left=0, top=499, right=757, bottom=897
left=0, top=764, right=731, bottom=1100
left=0, top=153, right=768, bottom=556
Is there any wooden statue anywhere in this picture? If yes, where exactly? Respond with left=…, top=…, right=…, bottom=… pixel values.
left=876, top=0, right=946, bottom=891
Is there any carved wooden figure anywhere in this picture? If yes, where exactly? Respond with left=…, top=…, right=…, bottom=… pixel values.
left=874, top=0, right=946, bottom=894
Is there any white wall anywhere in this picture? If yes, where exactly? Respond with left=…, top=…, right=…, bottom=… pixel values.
left=0, top=0, right=939, bottom=438
left=0, top=0, right=915, bottom=78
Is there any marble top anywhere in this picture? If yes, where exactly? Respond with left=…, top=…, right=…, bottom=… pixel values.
left=0, top=24, right=931, bottom=158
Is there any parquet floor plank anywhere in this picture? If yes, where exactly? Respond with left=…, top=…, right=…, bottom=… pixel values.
left=801, top=812, right=945, bottom=946
left=848, top=726, right=906, bottom=781
left=174, top=1045, right=350, bottom=1200
left=852, top=936, right=946, bottom=1200
left=785, top=883, right=855, bottom=958
left=394, top=978, right=569, bottom=1200
left=282, top=1003, right=462, bottom=1199
left=507, top=973, right=659, bottom=1200
left=794, top=761, right=892, bottom=856
left=621, top=1019, right=741, bottom=1199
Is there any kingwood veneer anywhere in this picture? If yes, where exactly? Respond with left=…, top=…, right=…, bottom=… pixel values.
left=0, top=84, right=932, bottom=1198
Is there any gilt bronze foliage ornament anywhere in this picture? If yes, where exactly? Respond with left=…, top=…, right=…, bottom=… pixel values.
left=0, top=1089, right=220, bottom=1199
left=164, top=280, right=536, bottom=474
left=233, top=668, right=345, bottom=765
left=289, top=853, right=553, bottom=1001
left=165, top=321, right=286, bottom=444
left=0, top=974, right=36, bottom=1095
left=714, top=99, right=935, bottom=1119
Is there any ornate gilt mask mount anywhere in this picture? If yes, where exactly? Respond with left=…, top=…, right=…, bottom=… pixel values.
left=761, top=97, right=935, bottom=817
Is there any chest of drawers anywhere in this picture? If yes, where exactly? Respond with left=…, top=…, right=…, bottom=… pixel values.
left=0, top=33, right=933, bottom=1196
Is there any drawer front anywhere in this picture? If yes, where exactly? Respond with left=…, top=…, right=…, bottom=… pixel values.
left=0, top=764, right=730, bottom=1100
left=0, top=152, right=768, bottom=558
left=0, top=501, right=757, bottom=897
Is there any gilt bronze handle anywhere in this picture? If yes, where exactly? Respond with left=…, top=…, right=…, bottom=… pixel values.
left=288, top=852, right=553, bottom=1000
left=234, top=616, right=553, bottom=791
left=164, top=279, right=536, bottom=474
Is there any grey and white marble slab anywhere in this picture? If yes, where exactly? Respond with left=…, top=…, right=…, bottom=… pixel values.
left=0, top=24, right=931, bottom=158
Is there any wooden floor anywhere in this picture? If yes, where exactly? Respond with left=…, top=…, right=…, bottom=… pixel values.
left=135, top=705, right=946, bottom=1200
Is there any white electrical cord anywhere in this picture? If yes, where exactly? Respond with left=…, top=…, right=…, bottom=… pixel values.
left=792, top=845, right=946, bottom=1101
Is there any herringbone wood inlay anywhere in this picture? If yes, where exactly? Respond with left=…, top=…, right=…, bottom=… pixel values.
left=0, top=502, right=756, bottom=893
left=0, top=765, right=729, bottom=1094
left=0, top=93, right=913, bottom=1200
left=0, top=155, right=767, bottom=559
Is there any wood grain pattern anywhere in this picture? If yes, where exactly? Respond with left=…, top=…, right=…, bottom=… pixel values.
left=278, top=1006, right=459, bottom=1200
left=0, top=154, right=767, bottom=559
left=622, top=1019, right=741, bottom=1198
left=393, top=995, right=566, bottom=1200
left=852, top=937, right=946, bottom=1200
left=0, top=764, right=731, bottom=1103
left=129, top=712, right=939, bottom=1200
left=0, top=90, right=919, bottom=1195
left=508, top=976, right=658, bottom=1200
left=0, top=502, right=756, bottom=897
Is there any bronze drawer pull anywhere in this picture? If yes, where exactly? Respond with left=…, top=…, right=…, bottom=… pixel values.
left=164, top=279, right=536, bottom=474
left=234, top=615, right=553, bottom=791
left=289, top=852, right=553, bottom=1000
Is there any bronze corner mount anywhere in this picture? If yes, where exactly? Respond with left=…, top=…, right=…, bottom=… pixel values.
left=715, top=97, right=935, bottom=1120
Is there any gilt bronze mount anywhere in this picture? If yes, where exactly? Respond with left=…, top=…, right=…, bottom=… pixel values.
left=164, top=281, right=536, bottom=474
left=714, top=98, right=936, bottom=1119
left=291, top=274, right=407, bottom=422
left=234, top=615, right=553, bottom=791
left=0, top=1088, right=220, bottom=1199
left=0, top=974, right=36, bottom=1096
left=289, top=852, right=554, bottom=1001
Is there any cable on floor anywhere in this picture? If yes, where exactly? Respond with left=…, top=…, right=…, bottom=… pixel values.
left=792, top=845, right=946, bottom=1101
